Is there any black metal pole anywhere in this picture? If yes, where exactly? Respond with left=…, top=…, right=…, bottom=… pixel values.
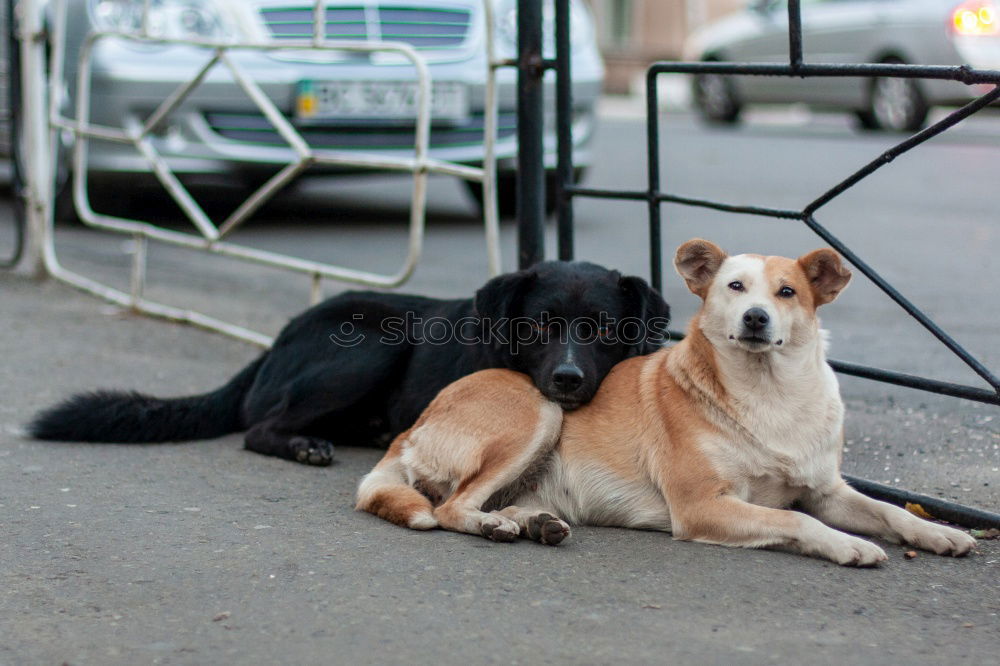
left=644, top=69, right=663, bottom=292
left=516, top=0, right=545, bottom=268
left=787, top=0, right=803, bottom=70
left=844, top=475, right=1000, bottom=530
left=802, top=209, right=1000, bottom=394
left=829, top=359, right=1000, bottom=405
left=554, top=0, right=574, bottom=261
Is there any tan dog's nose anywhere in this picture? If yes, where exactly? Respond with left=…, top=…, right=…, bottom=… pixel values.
left=742, top=308, right=769, bottom=331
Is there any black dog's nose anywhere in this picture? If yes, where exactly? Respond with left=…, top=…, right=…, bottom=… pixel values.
left=552, top=364, right=584, bottom=392
left=742, top=307, right=770, bottom=331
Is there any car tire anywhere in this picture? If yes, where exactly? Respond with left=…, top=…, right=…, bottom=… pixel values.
left=81, top=177, right=144, bottom=221
left=692, top=72, right=742, bottom=125
left=52, top=176, right=79, bottom=223
left=43, top=174, right=140, bottom=225
left=466, top=169, right=582, bottom=219
left=852, top=109, right=880, bottom=131
left=865, top=58, right=929, bottom=132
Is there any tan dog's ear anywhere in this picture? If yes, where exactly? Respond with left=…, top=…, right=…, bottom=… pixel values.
left=674, top=239, right=728, bottom=298
left=798, top=248, right=852, bottom=306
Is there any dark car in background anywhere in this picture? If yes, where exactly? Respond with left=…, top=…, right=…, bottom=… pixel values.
left=685, top=0, right=1000, bottom=131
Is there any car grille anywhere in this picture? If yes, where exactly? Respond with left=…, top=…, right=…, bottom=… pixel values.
left=204, top=110, right=517, bottom=150
left=259, top=5, right=473, bottom=49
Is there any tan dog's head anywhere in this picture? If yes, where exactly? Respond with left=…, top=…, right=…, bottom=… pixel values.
left=674, top=239, right=852, bottom=353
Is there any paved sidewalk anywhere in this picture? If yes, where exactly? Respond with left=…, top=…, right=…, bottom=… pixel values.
left=1, top=273, right=998, bottom=665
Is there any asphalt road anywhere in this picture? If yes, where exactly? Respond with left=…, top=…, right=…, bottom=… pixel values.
left=1, top=109, right=998, bottom=664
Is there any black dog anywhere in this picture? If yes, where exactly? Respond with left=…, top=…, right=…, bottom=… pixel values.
left=29, top=261, right=669, bottom=465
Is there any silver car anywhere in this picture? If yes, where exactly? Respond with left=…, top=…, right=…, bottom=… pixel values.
left=685, top=0, right=1000, bottom=131
left=5, top=0, right=604, bottom=216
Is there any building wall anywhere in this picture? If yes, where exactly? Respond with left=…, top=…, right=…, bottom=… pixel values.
left=587, top=0, right=745, bottom=93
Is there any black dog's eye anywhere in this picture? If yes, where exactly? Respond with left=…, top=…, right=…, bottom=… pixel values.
left=778, top=286, right=796, bottom=298
left=728, top=281, right=744, bottom=292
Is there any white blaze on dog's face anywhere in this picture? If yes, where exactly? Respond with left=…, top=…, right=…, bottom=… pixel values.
left=674, top=239, right=852, bottom=353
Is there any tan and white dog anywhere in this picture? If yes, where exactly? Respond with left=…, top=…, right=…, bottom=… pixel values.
left=356, top=239, right=976, bottom=565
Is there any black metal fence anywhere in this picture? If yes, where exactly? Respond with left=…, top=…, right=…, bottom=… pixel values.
left=515, top=0, right=1000, bottom=526
left=517, top=0, right=1000, bottom=408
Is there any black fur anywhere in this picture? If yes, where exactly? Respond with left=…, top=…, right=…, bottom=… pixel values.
left=29, top=261, right=669, bottom=465
left=29, top=357, right=264, bottom=442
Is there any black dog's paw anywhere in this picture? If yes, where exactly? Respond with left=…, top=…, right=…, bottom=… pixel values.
left=526, top=512, right=570, bottom=546
left=288, top=437, right=335, bottom=466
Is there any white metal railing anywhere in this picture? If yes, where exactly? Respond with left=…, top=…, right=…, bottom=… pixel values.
left=15, top=0, right=504, bottom=346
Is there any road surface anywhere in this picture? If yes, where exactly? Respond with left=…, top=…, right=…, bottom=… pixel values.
left=1, top=109, right=997, bottom=664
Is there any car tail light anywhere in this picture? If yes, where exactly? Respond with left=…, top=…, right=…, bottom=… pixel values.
left=952, top=2, right=999, bottom=35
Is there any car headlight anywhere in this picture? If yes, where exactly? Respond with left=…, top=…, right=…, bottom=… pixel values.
left=492, top=0, right=595, bottom=59
left=952, top=1, right=998, bottom=36
left=89, top=0, right=236, bottom=41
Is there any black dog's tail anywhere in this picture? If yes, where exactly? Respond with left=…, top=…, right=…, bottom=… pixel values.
left=28, top=355, right=266, bottom=443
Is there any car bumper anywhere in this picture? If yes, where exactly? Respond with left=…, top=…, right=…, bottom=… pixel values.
left=78, top=42, right=603, bottom=177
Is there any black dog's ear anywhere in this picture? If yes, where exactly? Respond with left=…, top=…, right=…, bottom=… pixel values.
left=619, top=275, right=671, bottom=355
left=474, top=268, right=537, bottom=322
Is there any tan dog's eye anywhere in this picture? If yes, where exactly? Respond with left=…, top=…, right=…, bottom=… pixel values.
left=778, top=286, right=796, bottom=298
left=727, top=281, right=744, bottom=292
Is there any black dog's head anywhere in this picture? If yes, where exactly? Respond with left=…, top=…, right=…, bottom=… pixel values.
left=475, top=261, right=670, bottom=410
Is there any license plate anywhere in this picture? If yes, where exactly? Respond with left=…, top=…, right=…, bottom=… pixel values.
left=296, top=80, right=468, bottom=123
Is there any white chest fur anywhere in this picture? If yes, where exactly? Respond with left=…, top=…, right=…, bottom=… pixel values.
left=709, top=345, right=845, bottom=504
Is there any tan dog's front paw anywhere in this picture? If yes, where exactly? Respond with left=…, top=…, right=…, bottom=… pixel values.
left=826, top=535, right=888, bottom=567
left=479, top=515, right=520, bottom=542
left=903, top=523, right=976, bottom=557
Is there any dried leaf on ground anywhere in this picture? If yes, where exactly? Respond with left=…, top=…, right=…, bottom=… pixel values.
left=905, top=503, right=934, bottom=520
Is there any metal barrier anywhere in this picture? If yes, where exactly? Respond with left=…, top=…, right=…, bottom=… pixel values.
left=12, top=0, right=505, bottom=346
left=516, top=0, right=1000, bottom=526
left=522, top=0, right=1000, bottom=409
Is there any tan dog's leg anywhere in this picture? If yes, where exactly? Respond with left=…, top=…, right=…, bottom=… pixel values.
left=432, top=409, right=561, bottom=542
left=358, top=371, right=563, bottom=539
left=799, top=482, right=977, bottom=556
left=494, top=506, right=571, bottom=545
left=434, top=488, right=520, bottom=542
left=356, top=437, right=438, bottom=530
left=672, top=495, right=889, bottom=566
